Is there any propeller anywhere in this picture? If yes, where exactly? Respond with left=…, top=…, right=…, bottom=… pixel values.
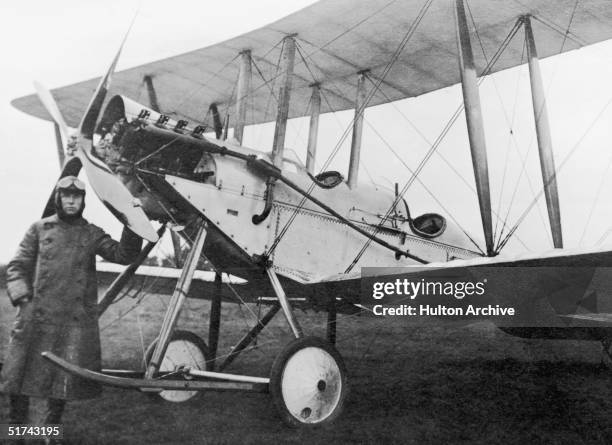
left=34, top=81, right=82, bottom=217
left=34, top=81, right=70, bottom=169
left=78, top=30, right=128, bottom=140
left=35, top=17, right=159, bottom=242
left=33, top=81, right=69, bottom=139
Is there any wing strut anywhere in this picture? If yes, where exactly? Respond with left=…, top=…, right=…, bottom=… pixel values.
left=271, top=35, right=296, bottom=167
left=455, top=0, right=494, bottom=256
left=306, top=83, right=321, bottom=174
left=524, top=15, right=563, bottom=248
left=347, top=71, right=368, bottom=189
left=234, top=50, right=252, bottom=145
left=254, top=35, right=296, bottom=224
left=209, top=103, right=223, bottom=139
left=143, top=75, right=160, bottom=111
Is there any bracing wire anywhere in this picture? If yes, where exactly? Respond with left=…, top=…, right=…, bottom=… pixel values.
left=265, top=0, right=435, bottom=257
left=361, top=74, right=531, bottom=254
left=497, top=95, right=612, bottom=251
left=496, top=1, right=583, bottom=251
left=464, top=2, right=552, bottom=249
left=241, top=0, right=399, bottom=107
left=493, top=39, right=526, bottom=244
left=357, top=90, right=485, bottom=254
left=579, top=151, right=612, bottom=246
left=345, top=18, right=524, bottom=271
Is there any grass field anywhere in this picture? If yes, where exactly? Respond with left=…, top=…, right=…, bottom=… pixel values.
left=2, top=285, right=612, bottom=444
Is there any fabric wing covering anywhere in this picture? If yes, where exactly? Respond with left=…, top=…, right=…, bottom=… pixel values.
left=12, top=0, right=612, bottom=128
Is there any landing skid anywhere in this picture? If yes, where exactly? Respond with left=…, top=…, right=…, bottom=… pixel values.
left=41, top=352, right=268, bottom=393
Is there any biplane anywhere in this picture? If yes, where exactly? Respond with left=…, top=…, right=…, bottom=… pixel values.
left=10, top=0, right=612, bottom=427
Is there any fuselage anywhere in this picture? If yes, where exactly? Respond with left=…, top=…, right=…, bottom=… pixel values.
left=97, top=96, right=482, bottom=288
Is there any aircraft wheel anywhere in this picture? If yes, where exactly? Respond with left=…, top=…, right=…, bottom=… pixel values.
left=145, top=330, right=212, bottom=402
left=270, top=336, right=348, bottom=427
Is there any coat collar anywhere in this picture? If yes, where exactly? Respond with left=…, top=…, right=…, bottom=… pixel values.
left=48, top=213, right=87, bottom=227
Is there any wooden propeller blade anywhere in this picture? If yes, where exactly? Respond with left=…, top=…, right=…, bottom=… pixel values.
left=71, top=18, right=158, bottom=243
left=33, top=80, right=69, bottom=140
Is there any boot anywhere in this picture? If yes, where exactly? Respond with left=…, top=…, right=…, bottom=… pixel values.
left=41, top=398, right=65, bottom=425
left=8, top=394, right=29, bottom=424
left=6, top=394, right=28, bottom=445
left=41, top=398, right=66, bottom=445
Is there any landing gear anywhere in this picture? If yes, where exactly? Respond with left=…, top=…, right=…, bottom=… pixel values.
left=43, top=223, right=349, bottom=425
left=145, top=330, right=212, bottom=402
left=270, top=336, right=348, bottom=427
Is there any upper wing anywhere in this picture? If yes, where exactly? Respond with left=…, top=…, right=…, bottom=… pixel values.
left=12, top=0, right=612, bottom=128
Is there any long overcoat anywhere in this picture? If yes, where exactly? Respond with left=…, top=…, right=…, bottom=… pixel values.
left=1, top=214, right=141, bottom=400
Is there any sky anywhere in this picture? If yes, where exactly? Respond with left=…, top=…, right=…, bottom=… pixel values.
left=2, top=0, right=612, bottom=262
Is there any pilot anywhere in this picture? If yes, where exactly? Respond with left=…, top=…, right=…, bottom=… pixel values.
left=1, top=176, right=142, bottom=439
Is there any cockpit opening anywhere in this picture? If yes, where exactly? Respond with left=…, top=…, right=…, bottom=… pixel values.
left=410, top=213, right=446, bottom=238
left=310, top=171, right=344, bottom=189
left=402, top=200, right=446, bottom=238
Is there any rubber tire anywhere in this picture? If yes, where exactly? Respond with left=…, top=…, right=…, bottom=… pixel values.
left=270, top=336, right=348, bottom=427
left=145, top=330, right=213, bottom=402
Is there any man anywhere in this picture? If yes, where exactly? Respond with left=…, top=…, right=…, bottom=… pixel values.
left=1, top=176, right=142, bottom=436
